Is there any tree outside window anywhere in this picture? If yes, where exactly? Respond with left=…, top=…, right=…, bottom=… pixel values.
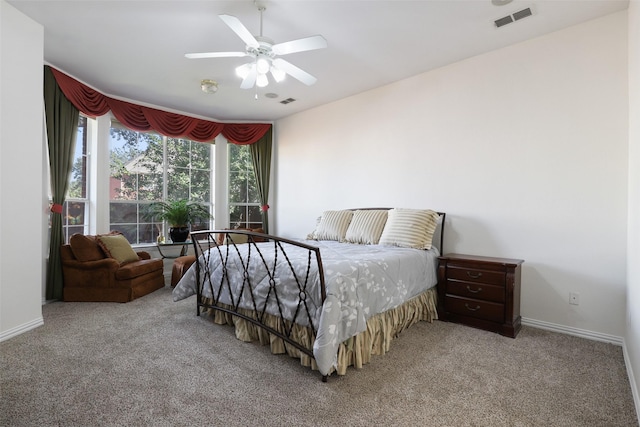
left=109, top=123, right=214, bottom=244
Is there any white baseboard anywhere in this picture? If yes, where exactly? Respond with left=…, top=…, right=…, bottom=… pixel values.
left=0, top=317, right=44, bottom=343
left=622, top=340, right=640, bottom=423
left=521, top=317, right=624, bottom=346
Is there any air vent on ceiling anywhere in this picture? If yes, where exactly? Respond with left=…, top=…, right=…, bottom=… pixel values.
left=280, top=98, right=296, bottom=105
left=513, top=8, right=533, bottom=21
left=495, top=7, right=533, bottom=28
left=495, top=15, right=513, bottom=28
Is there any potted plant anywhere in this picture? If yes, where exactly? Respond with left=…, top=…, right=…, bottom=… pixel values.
left=148, top=199, right=212, bottom=242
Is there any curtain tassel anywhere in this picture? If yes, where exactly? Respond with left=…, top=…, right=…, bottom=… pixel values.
left=50, top=203, right=64, bottom=214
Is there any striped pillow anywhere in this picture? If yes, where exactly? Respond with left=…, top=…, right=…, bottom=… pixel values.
left=345, top=210, right=389, bottom=244
left=313, top=210, right=354, bottom=241
left=378, top=208, right=440, bottom=249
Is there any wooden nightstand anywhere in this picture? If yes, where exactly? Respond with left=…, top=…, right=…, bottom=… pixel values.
left=437, top=254, right=524, bottom=338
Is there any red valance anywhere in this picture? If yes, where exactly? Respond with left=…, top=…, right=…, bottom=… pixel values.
left=50, top=68, right=110, bottom=117
left=49, top=67, right=270, bottom=144
left=222, top=123, right=272, bottom=145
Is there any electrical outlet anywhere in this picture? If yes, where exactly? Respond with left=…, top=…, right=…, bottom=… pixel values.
left=569, top=292, right=580, bottom=305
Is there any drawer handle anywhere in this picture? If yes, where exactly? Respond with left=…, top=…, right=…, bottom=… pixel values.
left=466, top=285, right=482, bottom=293
left=466, top=271, right=482, bottom=279
left=465, top=303, right=481, bottom=312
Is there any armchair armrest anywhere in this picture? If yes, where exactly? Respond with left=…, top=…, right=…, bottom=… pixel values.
left=136, top=251, right=151, bottom=260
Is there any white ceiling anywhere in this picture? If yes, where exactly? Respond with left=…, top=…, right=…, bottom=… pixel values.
left=8, top=0, right=629, bottom=122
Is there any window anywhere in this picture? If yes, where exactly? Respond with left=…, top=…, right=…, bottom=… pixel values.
left=166, top=136, right=213, bottom=233
left=228, top=143, right=261, bottom=229
left=49, top=118, right=263, bottom=245
left=59, top=115, right=90, bottom=243
left=109, top=123, right=214, bottom=244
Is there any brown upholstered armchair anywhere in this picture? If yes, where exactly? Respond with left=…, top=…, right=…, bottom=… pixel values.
left=61, top=233, right=165, bottom=302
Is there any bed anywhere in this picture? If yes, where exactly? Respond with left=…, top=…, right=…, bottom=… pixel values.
left=172, top=208, right=445, bottom=381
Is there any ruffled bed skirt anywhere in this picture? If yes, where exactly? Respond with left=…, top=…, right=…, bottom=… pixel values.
left=199, top=286, right=438, bottom=376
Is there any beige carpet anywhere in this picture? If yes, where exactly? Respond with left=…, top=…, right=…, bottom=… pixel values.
left=1, top=285, right=637, bottom=427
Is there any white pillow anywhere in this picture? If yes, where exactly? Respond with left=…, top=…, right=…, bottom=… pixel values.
left=312, top=210, right=354, bottom=241
left=344, top=210, right=388, bottom=244
left=378, top=208, right=440, bottom=249
left=306, top=216, right=322, bottom=240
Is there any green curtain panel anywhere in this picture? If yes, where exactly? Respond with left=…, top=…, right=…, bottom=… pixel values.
left=44, top=66, right=80, bottom=300
left=249, top=126, right=273, bottom=234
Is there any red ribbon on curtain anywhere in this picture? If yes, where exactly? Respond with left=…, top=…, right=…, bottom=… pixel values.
left=50, top=203, right=63, bottom=214
left=261, top=204, right=270, bottom=212
left=49, top=67, right=270, bottom=144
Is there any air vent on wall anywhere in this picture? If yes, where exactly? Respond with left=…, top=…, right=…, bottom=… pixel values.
left=280, top=97, right=296, bottom=105
left=495, top=7, right=533, bottom=28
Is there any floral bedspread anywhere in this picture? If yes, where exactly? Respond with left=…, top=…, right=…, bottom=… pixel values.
left=172, top=239, right=439, bottom=375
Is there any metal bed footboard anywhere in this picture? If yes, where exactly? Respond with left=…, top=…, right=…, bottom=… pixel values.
left=189, top=230, right=326, bottom=374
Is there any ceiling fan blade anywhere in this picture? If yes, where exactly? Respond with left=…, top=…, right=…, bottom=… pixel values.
left=219, top=14, right=259, bottom=49
left=185, top=52, right=248, bottom=59
left=272, top=35, right=327, bottom=56
left=240, top=66, right=258, bottom=89
left=272, top=58, right=317, bottom=86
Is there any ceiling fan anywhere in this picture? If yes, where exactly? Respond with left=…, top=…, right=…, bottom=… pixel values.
left=185, top=3, right=327, bottom=90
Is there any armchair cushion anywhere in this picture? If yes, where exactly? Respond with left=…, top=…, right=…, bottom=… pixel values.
left=96, top=234, right=140, bottom=264
left=69, top=234, right=104, bottom=262
left=115, top=258, right=164, bottom=280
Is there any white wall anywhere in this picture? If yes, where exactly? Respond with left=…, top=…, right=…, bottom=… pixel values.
left=626, top=0, right=640, bottom=414
left=275, top=12, right=628, bottom=339
left=0, top=1, right=45, bottom=340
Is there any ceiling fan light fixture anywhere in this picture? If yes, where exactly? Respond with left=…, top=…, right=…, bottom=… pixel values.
left=200, top=79, right=218, bottom=94
left=256, top=73, right=269, bottom=88
left=270, top=65, right=286, bottom=83
left=256, top=56, right=270, bottom=74
left=236, top=63, right=253, bottom=79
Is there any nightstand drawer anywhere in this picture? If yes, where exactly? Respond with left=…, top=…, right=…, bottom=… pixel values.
left=446, top=265, right=506, bottom=286
left=445, top=280, right=505, bottom=303
left=445, top=295, right=504, bottom=323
